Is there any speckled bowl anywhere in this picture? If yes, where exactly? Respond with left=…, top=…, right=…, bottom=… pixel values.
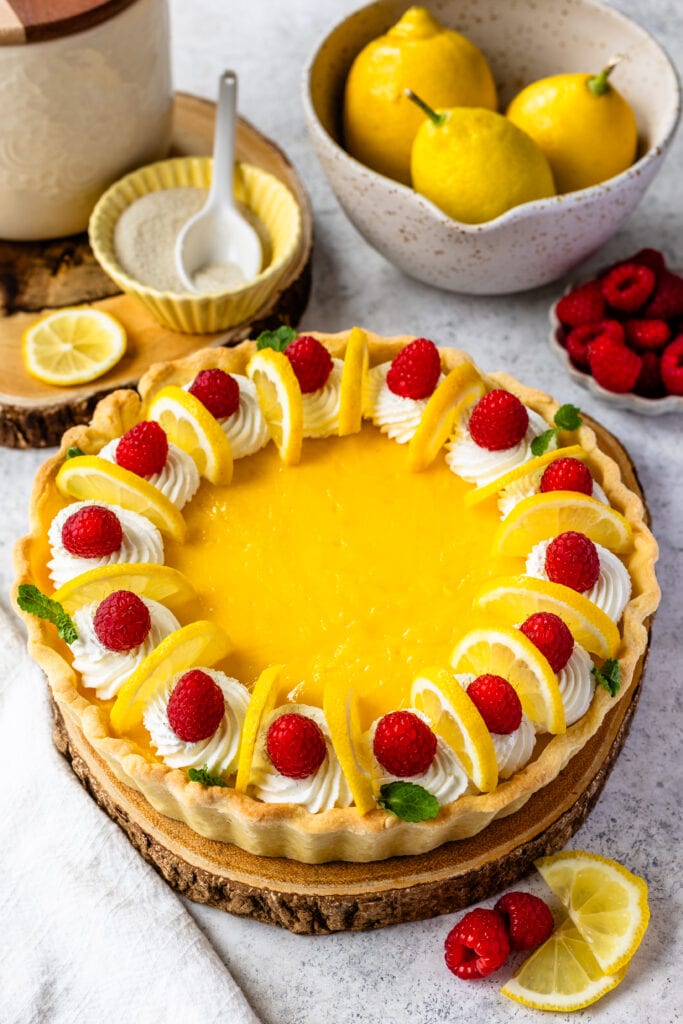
left=303, top=0, right=680, bottom=294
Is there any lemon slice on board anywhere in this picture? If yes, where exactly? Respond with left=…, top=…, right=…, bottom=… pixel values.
left=52, top=563, right=196, bottom=614
left=109, top=621, right=232, bottom=735
left=493, top=491, right=633, bottom=557
left=411, top=666, right=498, bottom=792
left=451, top=626, right=565, bottom=734
left=55, top=455, right=186, bottom=542
left=408, top=362, right=485, bottom=472
left=475, top=576, right=620, bottom=659
left=464, top=444, right=587, bottom=507
left=338, top=327, right=370, bottom=436
left=22, top=308, right=127, bottom=387
left=234, top=664, right=284, bottom=792
left=247, top=349, right=303, bottom=464
left=323, top=677, right=375, bottom=814
left=146, top=385, right=233, bottom=486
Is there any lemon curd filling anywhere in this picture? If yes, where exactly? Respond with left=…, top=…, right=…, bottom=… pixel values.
left=168, top=423, right=516, bottom=724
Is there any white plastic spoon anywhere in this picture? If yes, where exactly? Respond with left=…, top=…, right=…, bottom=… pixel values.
left=175, top=70, right=262, bottom=294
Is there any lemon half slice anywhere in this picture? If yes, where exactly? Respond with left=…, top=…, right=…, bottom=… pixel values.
left=338, top=327, right=369, bottom=436
left=493, top=491, right=633, bottom=557
left=323, top=677, right=375, bottom=814
left=464, top=444, right=586, bottom=507
left=247, top=349, right=303, bottom=464
left=22, top=308, right=126, bottom=387
left=146, top=385, right=233, bottom=485
left=53, top=563, right=196, bottom=614
left=235, top=664, right=284, bottom=792
left=408, top=362, right=485, bottom=472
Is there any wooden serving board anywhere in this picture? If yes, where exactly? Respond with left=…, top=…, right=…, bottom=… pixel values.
left=47, top=422, right=653, bottom=935
left=0, top=93, right=313, bottom=449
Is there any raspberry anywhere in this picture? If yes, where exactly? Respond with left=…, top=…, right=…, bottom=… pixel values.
left=467, top=675, right=522, bottom=735
left=643, top=269, right=683, bottom=319
left=519, top=612, right=574, bottom=673
left=285, top=336, right=333, bottom=393
left=189, top=368, right=240, bottom=418
left=601, top=262, right=656, bottom=313
left=115, top=421, right=168, bottom=478
left=266, top=712, right=327, bottom=779
left=624, top=319, right=671, bottom=352
left=494, top=892, right=555, bottom=952
left=93, top=590, right=151, bottom=652
left=372, top=710, right=437, bottom=776
left=588, top=336, right=642, bottom=394
left=468, top=389, right=529, bottom=452
left=540, top=456, right=593, bottom=497
left=564, top=321, right=624, bottom=370
left=385, top=337, right=441, bottom=400
left=605, top=247, right=667, bottom=279
left=661, top=335, right=683, bottom=396
left=544, top=531, right=600, bottom=593
left=634, top=352, right=665, bottom=399
left=555, top=281, right=605, bottom=327
left=61, top=504, right=123, bottom=558
left=167, top=669, right=225, bottom=743
left=444, top=908, right=510, bottom=979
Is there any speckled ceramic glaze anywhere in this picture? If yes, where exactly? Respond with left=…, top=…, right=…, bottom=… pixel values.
left=303, top=0, right=680, bottom=294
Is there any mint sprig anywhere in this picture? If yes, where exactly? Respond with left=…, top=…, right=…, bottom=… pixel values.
left=531, top=403, right=583, bottom=456
left=256, top=325, right=297, bottom=352
left=187, top=766, right=228, bottom=788
left=65, top=445, right=84, bottom=460
left=16, top=584, right=78, bottom=644
left=592, top=658, right=621, bottom=697
left=378, top=781, right=439, bottom=822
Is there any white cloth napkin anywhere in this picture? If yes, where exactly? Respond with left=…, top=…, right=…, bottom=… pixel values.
left=0, top=597, right=261, bottom=1024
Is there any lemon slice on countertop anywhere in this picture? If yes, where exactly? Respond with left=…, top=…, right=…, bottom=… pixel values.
left=146, top=384, right=233, bottom=485
left=247, top=349, right=303, bottom=464
left=22, top=308, right=126, bottom=386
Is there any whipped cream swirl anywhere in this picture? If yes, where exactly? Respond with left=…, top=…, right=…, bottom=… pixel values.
left=183, top=375, right=270, bottom=459
left=367, top=713, right=468, bottom=804
left=447, top=407, right=555, bottom=486
left=363, top=363, right=442, bottom=444
left=48, top=500, right=164, bottom=588
left=250, top=705, right=353, bottom=813
left=143, top=668, right=250, bottom=775
left=71, top=597, right=180, bottom=700
left=302, top=358, right=344, bottom=438
left=526, top=539, right=632, bottom=623
left=498, top=474, right=608, bottom=520
left=99, top=438, right=199, bottom=510
left=455, top=673, right=535, bottom=779
left=557, top=645, right=596, bottom=726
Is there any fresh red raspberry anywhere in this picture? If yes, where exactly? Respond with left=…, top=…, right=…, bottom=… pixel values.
left=544, top=531, right=600, bottom=593
left=266, top=712, right=327, bottom=779
left=519, top=612, right=575, bottom=673
left=61, top=504, right=123, bottom=558
left=643, top=269, right=683, bottom=319
left=564, top=321, right=624, bottom=370
left=386, top=338, right=441, bottom=400
left=494, top=892, right=555, bottom=952
left=189, top=368, right=240, bottom=418
left=555, top=281, right=605, bottom=327
left=540, top=457, right=593, bottom=497
left=661, top=335, right=683, bottom=396
left=167, top=669, right=225, bottom=743
left=467, top=675, right=522, bottom=735
left=115, top=421, right=168, bottom=478
left=373, top=710, right=437, bottom=776
left=605, top=247, right=667, bottom=279
left=624, top=319, right=671, bottom=352
left=93, top=590, right=151, bottom=652
left=634, top=352, right=665, bottom=399
left=468, top=389, right=529, bottom=451
left=284, top=336, right=333, bottom=393
left=588, top=336, right=642, bottom=394
left=444, top=908, right=510, bottom=979
left=601, top=262, right=656, bottom=313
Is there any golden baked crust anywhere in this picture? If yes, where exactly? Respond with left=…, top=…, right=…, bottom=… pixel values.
left=14, top=332, right=660, bottom=863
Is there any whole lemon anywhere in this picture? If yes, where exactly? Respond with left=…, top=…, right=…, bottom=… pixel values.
left=410, top=100, right=556, bottom=224
left=506, top=62, right=638, bottom=193
left=343, top=6, right=497, bottom=186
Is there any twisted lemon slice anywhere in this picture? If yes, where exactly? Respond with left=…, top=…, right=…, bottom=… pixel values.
left=463, top=444, right=586, bottom=507
left=323, top=677, right=375, bottom=814
left=493, top=491, right=633, bottom=557
left=146, top=385, right=233, bottom=485
left=235, top=665, right=284, bottom=792
left=247, top=349, right=303, bottom=464
left=52, top=563, right=196, bottom=614
left=408, top=361, right=485, bottom=472
left=338, top=327, right=369, bottom=436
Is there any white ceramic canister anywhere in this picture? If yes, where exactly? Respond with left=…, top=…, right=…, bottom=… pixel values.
left=0, top=0, right=172, bottom=240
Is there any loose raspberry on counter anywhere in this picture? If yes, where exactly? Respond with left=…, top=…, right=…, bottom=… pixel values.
left=444, top=908, right=510, bottom=979
left=189, top=368, right=240, bottom=418
left=115, top=421, right=169, bottom=478
left=565, top=321, right=624, bottom=370
left=588, top=336, right=642, bottom=394
left=494, top=891, right=555, bottom=952
left=385, top=337, right=441, bottom=400
left=468, top=389, right=529, bottom=452
left=93, top=589, right=151, bottom=652
left=467, top=675, right=522, bottom=735
left=373, top=709, right=438, bottom=777
left=624, top=319, right=671, bottom=352
left=61, top=504, right=123, bottom=559
left=284, top=335, right=334, bottom=393
left=520, top=612, right=575, bottom=673
left=540, top=457, right=593, bottom=497
left=601, top=262, right=656, bottom=313
left=167, top=669, right=225, bottom=743
left=555, top=281, right=606, bottom=327
left=544, top=531, right=600, bottom=594
left=643, top=269, right=683, bottom=319
left=661, top=336, right=683, bottom=396
left=266, top=712, right=327, bottom=779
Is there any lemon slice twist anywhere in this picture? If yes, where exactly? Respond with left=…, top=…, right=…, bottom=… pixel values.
left=408, top=361, right=485, bottom=472
left=52, top=563, right=196, bottom=614
left=493, top=490, right=633, bottom=557
left=247, top=349, right=303, bottom=465
left=146, top=385, right=233, bottom=486
left=235, top=664, right=284, bottom=792
left=338, top=327, right=370, bottom=436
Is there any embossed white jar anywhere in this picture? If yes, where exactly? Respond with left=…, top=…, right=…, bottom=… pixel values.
left=0, top=0, right=172, bottom=240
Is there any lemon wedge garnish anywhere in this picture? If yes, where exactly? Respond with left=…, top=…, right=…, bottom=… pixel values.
left=464, top=444, right=587, bottom=507
left=55, top=455, right=186, bottom=542
left=52, top=563, right=196, bottom=614
left=109, top=621, right=232, bottom=735
left=493, top=491, right=633, bottom=557
left=451, top=626, right=565, bottom=734
left=247, top=348, right=303, bottom=465
left=338, top=327, right=369, bottom=436
left=323, top=677, right=375, bottom=814
left=235, top=664, right=284, bottom=792
left=146, top=385, right=233, bottom=485
left=408, top=362, right=485, bottom=472
left=22, top=308, right=126, bottom=387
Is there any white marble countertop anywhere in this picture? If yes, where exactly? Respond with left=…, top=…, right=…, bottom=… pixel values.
left=2, top=1, right=682, bottom=1021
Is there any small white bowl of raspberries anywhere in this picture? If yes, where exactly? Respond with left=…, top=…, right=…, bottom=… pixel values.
left=549, top=248, right=683, bottom=414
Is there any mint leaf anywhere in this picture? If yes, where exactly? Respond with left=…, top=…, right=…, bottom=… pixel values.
left=256, top=325, right=297, bottom=352
left=554, top=403, right=583, bottom=431
left=65, top=445, right=84, bottom=460
left=592, top=658, right=621, bottom=697
left=16, top=584, right=78, bottom=644
left=378, top=781, right=439, bottom=822
left=531, top=429, right=556, bottom=457
left=187, top=766, right=228, bottom=788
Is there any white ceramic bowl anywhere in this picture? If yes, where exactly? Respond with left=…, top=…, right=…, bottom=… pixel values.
left=303, top=0, right=681, bottom=294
